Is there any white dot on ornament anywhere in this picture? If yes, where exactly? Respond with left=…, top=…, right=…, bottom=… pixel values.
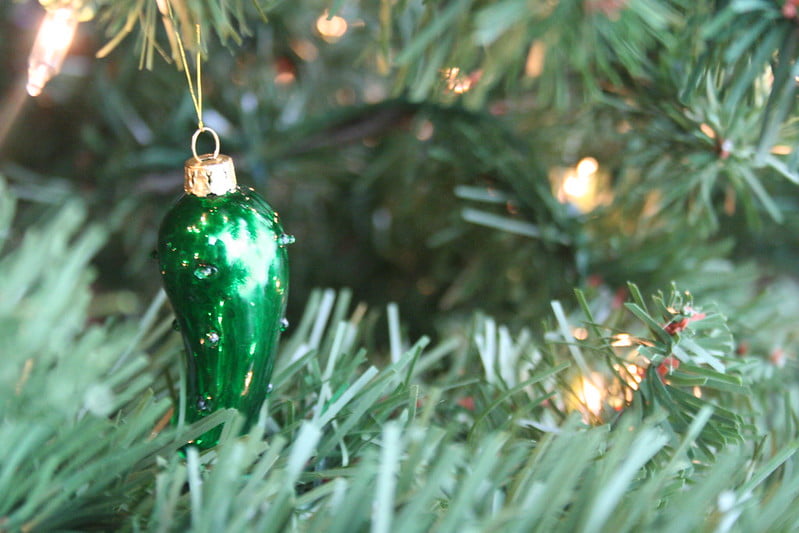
left=194, top=264, right=218, bottom=280
left=278, top=234, right=296, bottom=248
left=206, top=332, right=220, bottom=346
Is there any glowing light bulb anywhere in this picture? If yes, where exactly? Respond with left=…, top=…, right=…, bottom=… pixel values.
left=771, top=145, right=791, bottom=155
left=572, top=327, right=589, bottom=340
left=623, top=363, right=643, bottom=390
left=562, top=170, right=591, bottom=198
left=553, top=156, right=604, bottom=213
left=525, top=41, right=546, bottom=78
left=576, top=156, right=599, bottom=176
left=443, top=67, right=476, bottom=94
left=699, top=123, right=716, bottom=139
left=565, top=373, right=605, bottom=420
left=578, top=373, right=605, bottom=417
left=316, top=11, right=348, bottom=42
left=27, top=7, right=79, bottom=96
left=611, top=333, right=633, bottom=347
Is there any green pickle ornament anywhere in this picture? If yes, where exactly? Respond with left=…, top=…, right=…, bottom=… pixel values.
left=158, top=128, right=291, bottom=448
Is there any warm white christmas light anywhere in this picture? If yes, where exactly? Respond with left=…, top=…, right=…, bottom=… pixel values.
left=555, top=156, right=603, bottom=213
left=316, top=11, right=348, bottom=42
left=443, top=67, right=474, bottom=94
left=577, top=373, right=605, bottom=418
left=576, top=156, right=599, bottom=176
left=611, top=333, right=634, bottom=347
left=525, top=41, right=546, bottom=78
left=771, top=145, right=791, bottom=155
left=27, top=7, right=79, bottom=96
left=699, top=123, right=716, bottom=139
left=572, top=327, right=589, bottom=340
left=562, top=169, right=591, bottom=198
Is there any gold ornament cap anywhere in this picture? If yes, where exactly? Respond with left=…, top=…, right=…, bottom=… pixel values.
left=184, top=127, right=237, bottom=197
left=184, top=154, right=237, bottom=197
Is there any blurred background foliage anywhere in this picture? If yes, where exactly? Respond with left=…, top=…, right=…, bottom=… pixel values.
left=3, top=0, right=799, bottom=530
left=1, top=0, right=567, bottom=339
left=1, top=0, right=798, bottom=382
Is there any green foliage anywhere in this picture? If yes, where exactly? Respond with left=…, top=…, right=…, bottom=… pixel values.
left=0, top=186, right=160, bottom=531
left=1, top=183, right=799, bottom=531
left=6, top=0, right=799, bottom=330
left=571, top=284, right=746, bottom=457
left=0, top=182, right=239, bottom=531
left=4, top=0, right=799, bottom=530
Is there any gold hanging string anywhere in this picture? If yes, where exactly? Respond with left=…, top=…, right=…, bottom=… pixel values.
left=166, top=1, right=203, bottom=129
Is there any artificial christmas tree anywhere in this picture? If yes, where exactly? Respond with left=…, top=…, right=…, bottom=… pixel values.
left=2, top=0, right=799, bottom=531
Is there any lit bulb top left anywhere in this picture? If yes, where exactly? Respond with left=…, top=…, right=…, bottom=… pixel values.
left=27, top=7, right=79, bottom=97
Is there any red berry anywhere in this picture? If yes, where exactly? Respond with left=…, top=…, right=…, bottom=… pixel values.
left=657, top=356, right=680, bottom=378
left=457, top=396, right=476, bottom=411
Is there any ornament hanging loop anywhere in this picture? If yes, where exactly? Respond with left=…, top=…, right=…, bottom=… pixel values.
left=185, top=126, right=235, bottom=196
left=191, top=126, right=220, bottom=161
